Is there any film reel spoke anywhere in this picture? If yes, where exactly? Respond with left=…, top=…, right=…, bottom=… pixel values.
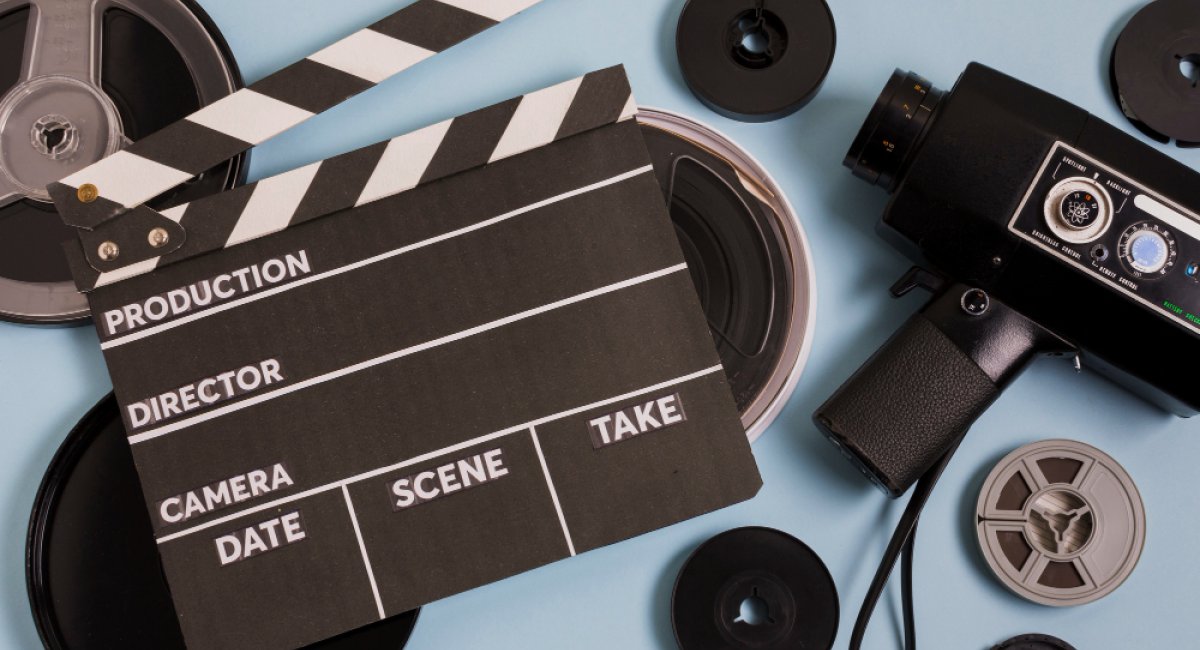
left=20, top=0, right=107, bottom=84
left=1020, top=552, right=1052, bottom=587
left=1069, top=457, right=1098, bottom=491
left=981, top=510, right=1026, bottom=527
left=1022, top=458, right=1053, bottom=491
left=0, top=173, right=22, bottom=208
left=983, top=521, right=1028, bottom=536
left=1073, top=555, right=1100, bottom=590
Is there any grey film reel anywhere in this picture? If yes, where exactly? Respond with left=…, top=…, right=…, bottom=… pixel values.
left=976, top=439, right=1145, bottom=607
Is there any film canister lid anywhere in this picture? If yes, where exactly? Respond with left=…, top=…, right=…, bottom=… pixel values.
left=1111, top=0, right=1200, bottom=147
left=676, top=0, right=836, bottom=122
left=992, top=634, right=1078, bottom=650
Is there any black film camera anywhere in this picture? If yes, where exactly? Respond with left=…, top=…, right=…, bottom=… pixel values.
left=816, top=63, right=1200, bottom=497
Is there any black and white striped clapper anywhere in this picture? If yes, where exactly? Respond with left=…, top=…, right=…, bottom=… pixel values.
left=52, top=3, right=761, bottom=650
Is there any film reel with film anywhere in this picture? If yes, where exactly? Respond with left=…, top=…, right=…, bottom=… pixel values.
left=0, top=0, right=246, bottom=324
left=976, top=439, right=1146, bottom=607
left=637, top=108, right=816, bottom=441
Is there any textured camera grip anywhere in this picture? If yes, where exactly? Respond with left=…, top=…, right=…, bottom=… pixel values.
left=815, top=314, right=999, bottom=497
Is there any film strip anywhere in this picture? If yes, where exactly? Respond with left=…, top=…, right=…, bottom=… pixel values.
left=50, top=0, right=544, bottom=270
left=65, top=67, right=636, bottom=290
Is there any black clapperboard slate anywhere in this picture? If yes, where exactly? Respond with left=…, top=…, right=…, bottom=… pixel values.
left=50, top=2, right=760, bottom=648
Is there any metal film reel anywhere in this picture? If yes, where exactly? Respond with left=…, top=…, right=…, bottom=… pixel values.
left=0, top=0, right=245, bottom=323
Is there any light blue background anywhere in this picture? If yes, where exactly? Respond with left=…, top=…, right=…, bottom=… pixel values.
left=2, top=1, right=1198, bottom=648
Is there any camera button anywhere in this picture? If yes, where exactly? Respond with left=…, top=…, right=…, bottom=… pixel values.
left=960, top=288, right=990, bottom=316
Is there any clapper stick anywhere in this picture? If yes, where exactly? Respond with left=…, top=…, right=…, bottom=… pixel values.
left=66, top=67, right=637, bottom=291
left=49, top=0, right=543, bottom=251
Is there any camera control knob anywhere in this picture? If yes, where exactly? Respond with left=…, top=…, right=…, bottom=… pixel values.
left=1058, top=191, right=1101, bottom=230
left=1043, top=178, right=1114, bottom=244
left=1119, top=223, right=1176, bottom=276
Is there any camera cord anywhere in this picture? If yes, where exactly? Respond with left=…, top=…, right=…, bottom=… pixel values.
left=847, top=434, right=965, bottom=650
left=901, top=525, right=916, bottom=650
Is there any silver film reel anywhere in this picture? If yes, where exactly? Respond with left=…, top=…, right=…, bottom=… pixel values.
left=0, top=0, right=243, bottom=323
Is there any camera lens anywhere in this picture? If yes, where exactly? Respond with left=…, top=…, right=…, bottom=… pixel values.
left=844, top=69, right=945, bottom=192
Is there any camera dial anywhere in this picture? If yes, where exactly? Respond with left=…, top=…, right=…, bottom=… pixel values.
left=1058, top=191, right=1102, bottom=230
left=1119, top=223, right=1177, bottom=276
left=1043, top=177, right=1114, bottom=244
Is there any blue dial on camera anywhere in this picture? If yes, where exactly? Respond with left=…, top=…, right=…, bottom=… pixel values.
left=1120, top=223, right=1176, bottom=276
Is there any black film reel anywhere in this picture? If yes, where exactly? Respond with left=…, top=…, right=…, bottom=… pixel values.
left=993, top=633, right=1078, bottom=650
left=676, top=0, right=836, bottom=122
left=1111, top=0, right=1200, bottom=147
left=26, top=395, right=421, bottom=649
left=671, top=527, right=838, bottom=650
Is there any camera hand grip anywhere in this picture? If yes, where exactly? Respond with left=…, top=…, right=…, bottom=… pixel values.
left=814, top=280, right=1067, bottom=497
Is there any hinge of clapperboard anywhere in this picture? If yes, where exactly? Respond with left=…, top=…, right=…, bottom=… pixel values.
left=49, top=0, right=638, bottom=292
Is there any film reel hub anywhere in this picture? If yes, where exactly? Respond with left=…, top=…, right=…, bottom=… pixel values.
left=714, top=570, right=797, bottom=647
left=1024, top=486, right=1093, bottom=559
left=727, top=9, right=788, bottom=70
left=0, top=75, right=124, bottom=202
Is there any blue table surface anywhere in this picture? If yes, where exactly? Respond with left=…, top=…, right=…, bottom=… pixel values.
left=2, top=1, right=1198, bottom=648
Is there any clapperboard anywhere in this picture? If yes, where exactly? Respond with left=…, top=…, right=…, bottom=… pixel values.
left=50, top=1, right=761, bottom=648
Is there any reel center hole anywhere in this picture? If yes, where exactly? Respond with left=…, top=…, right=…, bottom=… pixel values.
left=42, top=127, right=66, bottom=151
left=728, top=10, right=787, bottom=69
left=1027, top=489, right=1093, bottom=556
left=733, top=589, right=774, bottom=626
left=30, top=115, right=78, bottom=160
left=1179, top=53, right=1200, bottom=87
left=739, top=22, right=768, bottom=55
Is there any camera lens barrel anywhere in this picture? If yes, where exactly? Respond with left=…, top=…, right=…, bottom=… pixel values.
left=845, top=70, right=945, bottom=192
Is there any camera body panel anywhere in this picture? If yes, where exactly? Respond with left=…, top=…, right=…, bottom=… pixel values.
left=883, top=63, right=1200, bottom=416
